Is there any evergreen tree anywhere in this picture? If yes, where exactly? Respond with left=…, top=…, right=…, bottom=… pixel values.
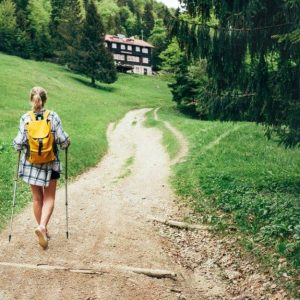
left=0, top=0, right=18, bottom=54
left=13, top=0, right=28, bottom=11
left=76, top=0, right=117, bottom=86
left=133, top=12, right=143, bottom=37
left=142, top=2, right=154, bottom=39
left=169, top=56, right=200, bottom=116
left=126, top=0, right=139, bottom=16
left=119, top=6, right=135, bottom=36
left=13, top=0, right=29, bottom=31
left=1, top=0, right=172, bottom=62
left=159, top=38, right=184, bottom=73
left=95, top=0, right=120, bottom=34
left=49, top=0, right=66, bottom=53
left=11, top=0, right=32, bottom=58
left=57, top=0, right=83, bottom=64
left=153, top=2, right=173, bottom=30
left=172, top=0, right=300, bottom=147
left=26, top=0, right=52, bottom=59
left=82, top=0, right=88, bottom=10
left=148, top=19, right=168, bottom=70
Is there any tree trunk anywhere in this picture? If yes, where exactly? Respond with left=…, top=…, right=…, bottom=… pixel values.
left=91, top=77, right=95, bottom=87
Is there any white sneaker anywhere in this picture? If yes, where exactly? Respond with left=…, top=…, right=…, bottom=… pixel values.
left=35, top=226, right=48, bottom=249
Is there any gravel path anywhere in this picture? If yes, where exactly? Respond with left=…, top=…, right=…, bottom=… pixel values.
left=0, top=109, right=287, bottom=299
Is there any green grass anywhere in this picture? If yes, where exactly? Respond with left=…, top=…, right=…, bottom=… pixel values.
left=117, top=156, right=135, bottom=180
left=144, top=109, right=180, bottom=160
left=0, top=52, right=173, bottom=228
left=149, top=106, right=300, bottom=295
left=1, top=52, right=300, bottom=295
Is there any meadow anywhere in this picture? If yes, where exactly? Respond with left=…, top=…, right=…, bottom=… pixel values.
left=147, top=106, right=300, bottom=291
left=0, top=52, right=173, bottom=227
left=1, top=53, right=299, bottom=293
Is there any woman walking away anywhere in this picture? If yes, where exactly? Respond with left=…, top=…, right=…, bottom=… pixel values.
left=13, top=87, right=70, bottom=249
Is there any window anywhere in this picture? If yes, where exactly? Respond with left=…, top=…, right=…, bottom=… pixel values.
left=135, top=46, right=140, bottom=52
left=104, top=42, right=108, bottom=48
left=121, top=44, right=126, bottom=50
left=127, top=45, right=132, bottom=51
left=142, top=57, right=149, bottom=64
left=112, top=43, right=117, bottom=49
left=127, top=55, right=140, bottom=63
left=113, top=54, right=125, bottom=61
left=142, top=48, right=148, bottom=54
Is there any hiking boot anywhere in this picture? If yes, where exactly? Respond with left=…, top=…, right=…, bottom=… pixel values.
left=35, top=226, right=48, bottom=249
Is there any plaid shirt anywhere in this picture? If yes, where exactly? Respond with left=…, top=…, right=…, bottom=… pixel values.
left=13, top=110, right=70, bottom=187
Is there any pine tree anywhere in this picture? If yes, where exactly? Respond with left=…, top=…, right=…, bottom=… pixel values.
left=13, top=0, right=29, bottom=31
left=172, top=0, right=300, bottom=147
left=95, top=0, right=121, bottom=34
left=0, top=0, right=18, bottom=54
left=159, top=38, right=184, bottom=73
left=169, top=56, right=200, bottom=116
left=148, top=19, right=168, bottom=70
left=142, top=2, right=154, bottom=40
left=49, top=0, right=66, bottom=53
left=119, top=6, right=135, bottom=36
left=14, top=0, right=32, bottom=57
left=26, top=0, right=52, bottom=59
left=76, top=0, right=117, bottom=86
left=57, top=0, right=83, bottom=64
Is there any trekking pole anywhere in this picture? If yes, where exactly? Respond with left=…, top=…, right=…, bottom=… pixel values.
left=65, top=148, right=69, bottom=239
left=8, top=151, right=21, bottom=242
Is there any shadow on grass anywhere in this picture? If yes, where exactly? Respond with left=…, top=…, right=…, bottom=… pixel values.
left=70, top=76, right=117, bottom=92
left=163, top=105, right=200, bottom=121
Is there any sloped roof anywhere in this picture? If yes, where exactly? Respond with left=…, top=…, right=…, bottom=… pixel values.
left=105, top=35, right=154, bottom=48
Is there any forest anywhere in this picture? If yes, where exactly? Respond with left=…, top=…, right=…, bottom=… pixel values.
left=1, top=0, right=298, bottom=148
left=0, top=0, right=299, bottom=296
left=0, top=0, right=174, bottom=82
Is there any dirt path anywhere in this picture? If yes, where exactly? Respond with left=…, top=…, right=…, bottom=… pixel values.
left=0, top=109, right=287, bottom=299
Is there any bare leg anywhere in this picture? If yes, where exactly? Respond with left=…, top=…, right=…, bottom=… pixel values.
left=40, top=179, right=57, bottom=229
left=31, top=185, right=44, bottom=225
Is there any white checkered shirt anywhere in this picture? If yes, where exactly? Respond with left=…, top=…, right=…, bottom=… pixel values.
left=13, top=110, right=70, bottom=187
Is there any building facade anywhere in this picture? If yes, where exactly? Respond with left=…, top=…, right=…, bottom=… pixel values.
left=105, top=34, right=154, bottom=75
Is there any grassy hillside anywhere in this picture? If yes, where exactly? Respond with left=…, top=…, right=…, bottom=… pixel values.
left=1, top=52, right=299, bottom=294
left=0, top=52, right=173, bottom=227
left=147, top=107, right=300, bottom=293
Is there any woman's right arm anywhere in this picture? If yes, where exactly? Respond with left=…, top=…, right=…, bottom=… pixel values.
left=52, top=112, right=70, bottom=149
left=13, top=116, right=27, bottom=151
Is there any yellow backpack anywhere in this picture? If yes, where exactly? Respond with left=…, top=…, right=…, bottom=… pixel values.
left=26, top=110, right=56, bottom=164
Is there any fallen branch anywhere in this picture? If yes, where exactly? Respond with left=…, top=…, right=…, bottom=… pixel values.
left=150, top=217, right=209, bottom=231
left=69, top=268, right=106, bottom=275
left=122, top=266, right=177, bottom=280
left=0, top=262, right=106, bottom=275
left=0, top=261, right=176, bottom=279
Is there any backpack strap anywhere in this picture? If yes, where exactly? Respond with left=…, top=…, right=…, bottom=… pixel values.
left=43, top=110, right=50, bottom=120
left=27, top=110, right=51, bottom=121
left=28, top=111, right=36, bottom=121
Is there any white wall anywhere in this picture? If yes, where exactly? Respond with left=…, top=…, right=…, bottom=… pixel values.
left=130, top=65, right=152, bottom=76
